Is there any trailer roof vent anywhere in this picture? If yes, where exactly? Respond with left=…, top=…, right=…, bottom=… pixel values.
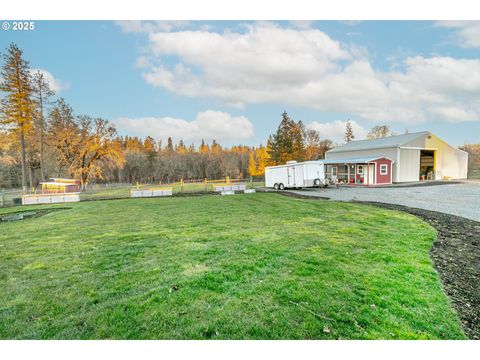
left=286, top=160, right=298, bottom=164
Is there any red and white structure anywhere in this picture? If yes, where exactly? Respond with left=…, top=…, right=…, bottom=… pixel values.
left=323, top=156, right=394, bottom=185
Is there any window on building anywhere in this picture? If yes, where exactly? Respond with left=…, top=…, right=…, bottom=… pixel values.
left=380, top=164, right=388, bottom=175
left=357, top=165, right=364, bottom=175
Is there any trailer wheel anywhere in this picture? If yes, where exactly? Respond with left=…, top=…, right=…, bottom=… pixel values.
left=273, top=183, right=279, bottom=190
left=314, top=178, right=321, bottom=186
left=279, top=183, right=285, bottom=190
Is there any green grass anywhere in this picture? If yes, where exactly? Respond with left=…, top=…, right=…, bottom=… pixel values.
left=78, top=181, right=264, bottom=201
left=0, top=193, right=464, bottom=339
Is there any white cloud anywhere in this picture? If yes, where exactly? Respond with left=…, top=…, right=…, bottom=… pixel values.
left=435, top=21, right=480, bottom=48
left=113, top=110, right=254, bottom=144
left=116, top=20, right=191, bottom=33
left=289, top=20, right=314, bottom=30
left=339, top=21, right=363, bottom=26
left=306, top=120, right=368, bottom=144
left=30, top=69, right=68, bottom=93
left=129, top=22, right=480, bottom=124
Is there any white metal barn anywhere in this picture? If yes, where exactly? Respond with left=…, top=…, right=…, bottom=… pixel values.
left=325, top=131, right=468, bottom=183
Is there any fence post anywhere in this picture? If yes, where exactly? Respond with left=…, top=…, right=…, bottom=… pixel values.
left=226, top=176, right=230, bottom=184
left=0, top=189, right=4, bottom=207
left=205, top=178, right=208, bottom=192
left=181, top=178, right=184, bottom=193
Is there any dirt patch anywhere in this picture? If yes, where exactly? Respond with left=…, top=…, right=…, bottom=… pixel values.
left=0, top=207, right=71, bottom=223
left=258, top=188, right=331, bottom=200
left=353, top=201, right=480, bottom=340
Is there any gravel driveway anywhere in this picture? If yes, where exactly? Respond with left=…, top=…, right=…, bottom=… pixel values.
left=288, top=182, right=480, bottom=222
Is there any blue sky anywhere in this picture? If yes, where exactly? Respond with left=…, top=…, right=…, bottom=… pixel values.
left=1, top=20, right=480, bottom=146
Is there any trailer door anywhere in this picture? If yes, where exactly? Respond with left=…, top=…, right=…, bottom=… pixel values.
left=287, top=166, right=294, bottom=186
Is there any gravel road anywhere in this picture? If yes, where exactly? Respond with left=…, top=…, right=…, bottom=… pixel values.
left=287, top=182, right=480, bottom=222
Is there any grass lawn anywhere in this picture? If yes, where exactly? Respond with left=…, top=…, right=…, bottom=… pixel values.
left=0, top=193, right=465, bottom=339
left=78, top=181, right=264, bottom=201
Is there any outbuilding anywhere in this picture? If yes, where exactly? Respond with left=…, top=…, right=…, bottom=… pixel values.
left=40, top=178, right=80, bottom=194
left=325, top=131, right=468, bottom=183
left=324, top=156, right=393, bottom=185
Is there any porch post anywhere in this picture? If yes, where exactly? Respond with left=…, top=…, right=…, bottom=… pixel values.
left=347, top=164, right=350, bottom=184
left=366, top=163, right=369, bottom=185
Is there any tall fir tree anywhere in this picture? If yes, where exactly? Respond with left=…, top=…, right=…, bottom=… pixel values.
left=344, top=120, right=354, bottom=143
left=31, top=70, right=55, bottom=182
left=268, top=111, right=305, bottom=164
left=0, top=43, right=33, bottom=191
left=166, top=137, right=174, bottom=153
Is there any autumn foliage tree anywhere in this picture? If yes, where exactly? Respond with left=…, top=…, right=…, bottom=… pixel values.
left=367, top=125, right=391, bottom=139
left=73, top=116, right=125, bottom=189
left=459, top=143, right=480, bottom=177
left=46, top=99, right=125, bottom=188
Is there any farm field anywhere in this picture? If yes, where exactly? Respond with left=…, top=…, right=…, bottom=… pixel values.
left=0, top=193, right=465, bottom=339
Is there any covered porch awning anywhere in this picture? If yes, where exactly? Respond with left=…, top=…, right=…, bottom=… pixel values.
left=323, top=156, right=394, bottom=165
left=324, top=156, right=394, bottom=185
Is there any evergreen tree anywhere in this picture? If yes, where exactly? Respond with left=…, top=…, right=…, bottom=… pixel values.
left=344, top=120, right=354, bottom=143
left=291, top=119, right=305, bottom=161
left=268, top=111, right=305, bottom=164
left=0, top=43, right=33, bottom=191
left=177, top=139, right=187, bottom=154
left=211, top=139, right=221, bottom=154
left=199, top=139, right=209, bottom=154
left=166, top=137, right=174, bottom=153
left=31, top=70, right=55, bottom=181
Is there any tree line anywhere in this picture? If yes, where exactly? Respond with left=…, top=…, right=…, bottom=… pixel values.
left=2, top=43, right=479, bottom=190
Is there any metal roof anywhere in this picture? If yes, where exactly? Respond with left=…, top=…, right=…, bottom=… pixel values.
left=323, top=156, right=394, bottom=164
left=327, top=131, right=429, bottom=153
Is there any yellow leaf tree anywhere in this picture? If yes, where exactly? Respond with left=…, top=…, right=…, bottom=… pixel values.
left=247, top=151, right=257, bottom=176
left=255, top=145, right=269, bottom=176
left=72, top=116, right=125, bottom=190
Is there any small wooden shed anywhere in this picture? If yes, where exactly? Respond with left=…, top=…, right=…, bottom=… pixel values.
left=323, top=156, right=394, bottom=185
left=40, top=178, right=81, bottom=194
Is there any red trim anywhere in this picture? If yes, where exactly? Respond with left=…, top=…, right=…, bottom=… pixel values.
left=347, top=157, right=393, bottom=185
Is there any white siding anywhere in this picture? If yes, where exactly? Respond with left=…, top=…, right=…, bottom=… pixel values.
left=403, top=133, right=469, bottom=179
left=398, top=148, right=420, bottom=182
left=325, top=132, right=469, bottom=182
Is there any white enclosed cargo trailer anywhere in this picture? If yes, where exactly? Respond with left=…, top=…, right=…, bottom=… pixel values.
left=265, top=161, right=326, bottom=190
